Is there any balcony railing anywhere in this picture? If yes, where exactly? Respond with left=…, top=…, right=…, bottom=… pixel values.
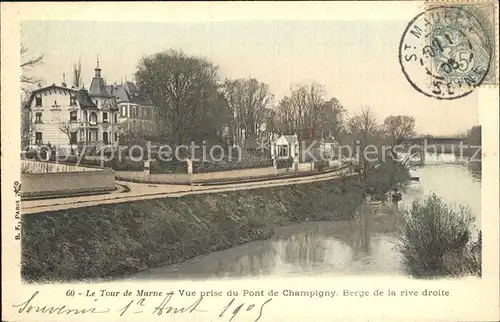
left=79, top=121, right=98, bottom=127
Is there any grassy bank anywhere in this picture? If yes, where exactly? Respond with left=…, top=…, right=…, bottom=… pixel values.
left=22, top=177, right=364, bottom=283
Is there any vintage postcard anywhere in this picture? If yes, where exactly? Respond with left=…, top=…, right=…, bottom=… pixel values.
left=1, top=1, right=499, bottom=321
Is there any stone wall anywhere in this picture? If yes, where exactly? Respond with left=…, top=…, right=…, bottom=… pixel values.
left=21, top=168, right=115, bottom=198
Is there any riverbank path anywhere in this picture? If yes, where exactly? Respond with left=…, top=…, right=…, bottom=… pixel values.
left=22, top=168, right=355, bottom=214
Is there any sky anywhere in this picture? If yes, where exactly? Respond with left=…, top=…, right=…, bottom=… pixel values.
left=21, top=20, right=479, bottom=136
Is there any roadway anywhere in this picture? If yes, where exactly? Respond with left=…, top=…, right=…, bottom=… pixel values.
left=22, top=167, right=355, bottom=215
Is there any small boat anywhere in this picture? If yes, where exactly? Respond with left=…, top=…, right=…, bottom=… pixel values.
left=410, top=176, right=420, bottom=181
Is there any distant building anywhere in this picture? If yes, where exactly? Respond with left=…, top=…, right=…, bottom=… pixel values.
left=23, top=59, right=120, bottom=153
left=107, top=81, right=156, bottom=137
left=272, top=134, right=299, bottom=160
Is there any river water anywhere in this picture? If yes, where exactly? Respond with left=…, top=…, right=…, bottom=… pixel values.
left=131, top=153, right=481, bottom=280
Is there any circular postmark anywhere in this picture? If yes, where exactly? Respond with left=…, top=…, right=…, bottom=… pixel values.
left=399, top=6, right=492, bottom=100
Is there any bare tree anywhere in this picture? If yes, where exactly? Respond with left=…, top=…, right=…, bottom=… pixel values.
left=383, top=115, right=416, bottom=145
left=221, top=78, right=273, bottom=145
left=59, top=121, right=76, bottom=155
left=21, top=102, right=37, bottom=150
left=318, top=97, right=347, bottom=141
left=73, top=59, right=82, bottom=88
left=20, top=44, right=44, bottom=150
left=348, top=107, right=379, bottom=145
left=20, top=43, right=44, bottom=95
left=303, top=82, right=325, bottom=130
left=347, top=107, right=380, bottom=188
left=275, top=96, right=296, bottom=134
left=289, top=84, right=308, bottom=131
left=274, top=83, right=347, bottom=140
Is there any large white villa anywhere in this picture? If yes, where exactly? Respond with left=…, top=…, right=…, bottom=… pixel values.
left=23, top=59, right=155, bottom=153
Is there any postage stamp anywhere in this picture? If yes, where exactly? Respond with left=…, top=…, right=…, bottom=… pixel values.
left=399, top=3, right=497, bottom=99
left=1, top=2, right=499, bottom=322
left=425, top=1, right=498, bottom=86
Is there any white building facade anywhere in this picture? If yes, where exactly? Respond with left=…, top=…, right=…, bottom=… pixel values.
left=272, top=134, right=299, bottom=160
left=24, top=61, right=120, bottom=153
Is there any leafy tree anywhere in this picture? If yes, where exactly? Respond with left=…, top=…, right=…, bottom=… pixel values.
left=467, top=125, right=481, bottom=146
left=135, top=50, right=226, bottom=145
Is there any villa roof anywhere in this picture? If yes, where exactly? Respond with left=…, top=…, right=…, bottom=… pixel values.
left=283, top=135, right=298, bottom=145
left=89, top=76, right=111, bottom=97
left=24, top=84, right=97, bottom=109
left=276, top=134, right=298, bottom=145
left=88, top=58, right=111, bottom=98
left=106, top=81, right=153, bottom=106
left=74, top=89, right=98, bottom=108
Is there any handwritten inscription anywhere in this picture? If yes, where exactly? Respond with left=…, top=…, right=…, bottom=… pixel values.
left=12, top=292, right=110, bottom=315
left=13, top=291, right=272, bottom=322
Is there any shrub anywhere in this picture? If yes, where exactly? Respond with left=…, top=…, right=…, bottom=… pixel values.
left=276, top=158, right=293, bottom=169
left=394, top=194, right=480, bottom=277
left=150, top=159, right=187, bottom=174
left=193, top=159, right=273, bottom=173
left=366, top=159, right=410, bottom=200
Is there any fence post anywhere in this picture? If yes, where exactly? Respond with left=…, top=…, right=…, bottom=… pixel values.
left=186, top=157, right=193, bottom=174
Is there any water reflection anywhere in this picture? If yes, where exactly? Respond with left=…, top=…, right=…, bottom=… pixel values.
left=131, top=210, right=404, bottom=280
left=130, top=153, right=481, bottom=280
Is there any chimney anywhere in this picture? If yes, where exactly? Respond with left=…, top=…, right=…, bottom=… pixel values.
left=62, top=73, right=67, bottom=87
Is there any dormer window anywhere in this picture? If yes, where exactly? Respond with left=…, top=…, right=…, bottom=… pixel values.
left=103, top=112, right=108, bottom=123
left=35, top=97, right=42, bottom=107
